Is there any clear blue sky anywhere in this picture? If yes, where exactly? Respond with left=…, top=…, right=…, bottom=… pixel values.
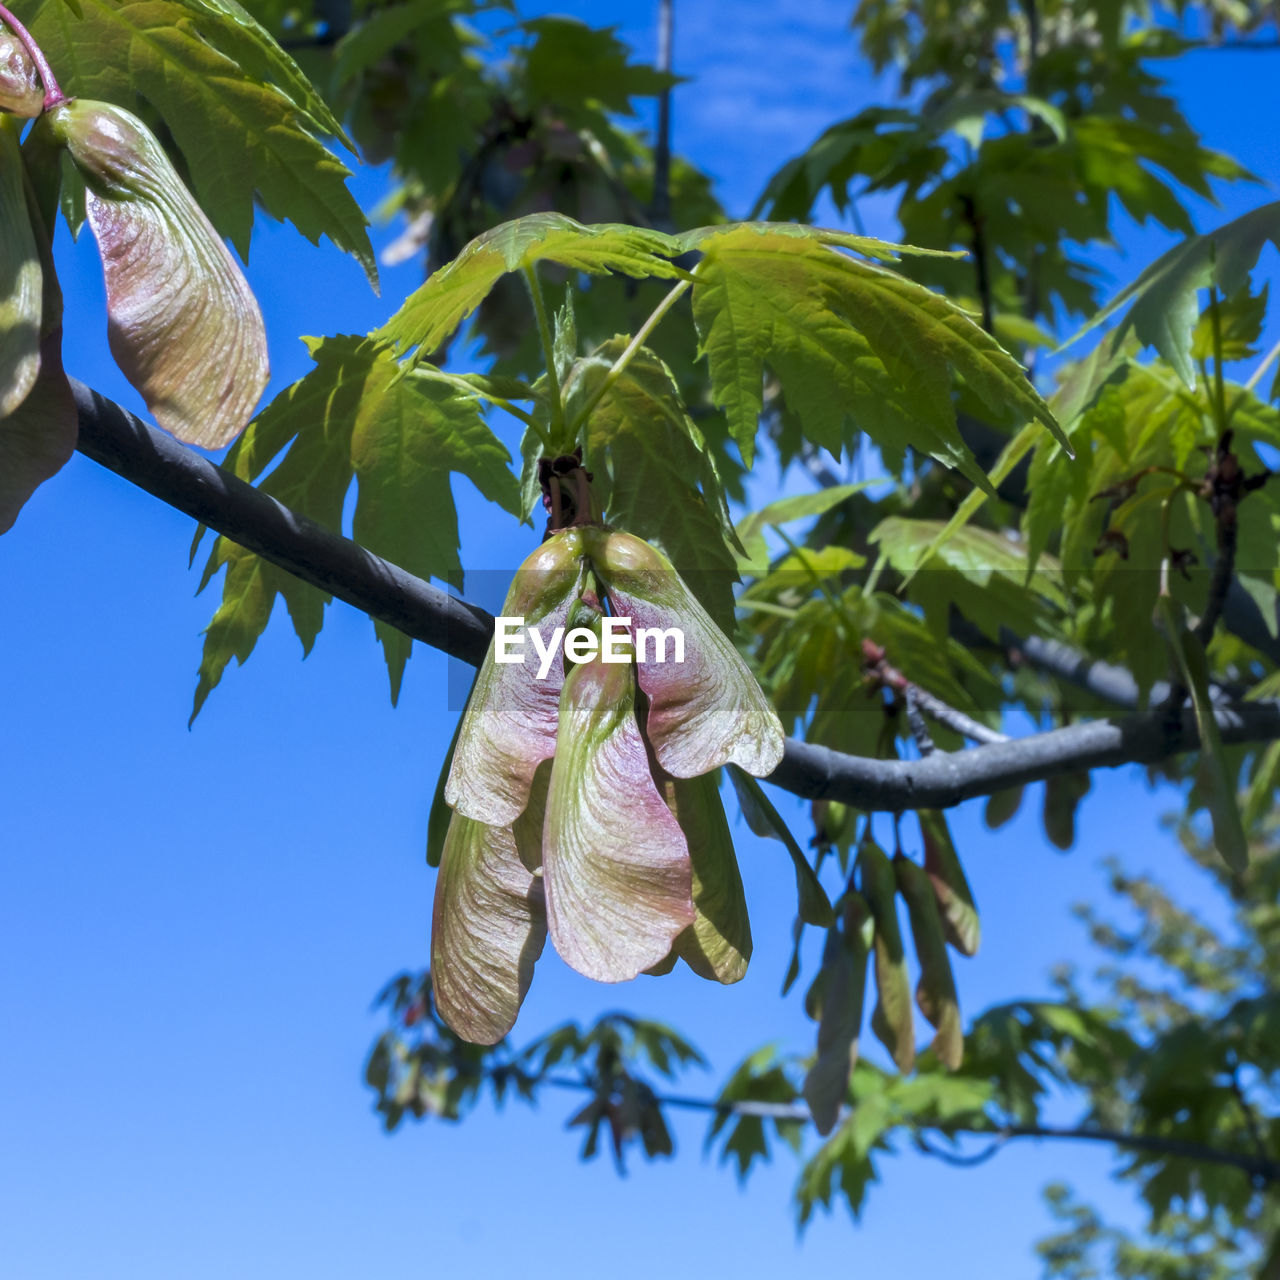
left=1, top=3, right=1274, bottom=1276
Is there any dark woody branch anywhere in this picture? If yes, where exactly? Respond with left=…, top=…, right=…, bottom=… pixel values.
left=73, top=382, right=1280, bottom=814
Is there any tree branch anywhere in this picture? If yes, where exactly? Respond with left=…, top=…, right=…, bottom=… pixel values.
left=950, top=624, right=1242, bottom=712
left=72, top=383, right=1280, bottom=814
left=650, top=0, right=674, bottom=228
left=70, top=381, right=493, bottom=667
left=534, top=1072, right=1280, bottom=1182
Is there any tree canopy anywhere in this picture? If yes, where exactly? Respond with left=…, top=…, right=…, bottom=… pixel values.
left=3, top=0, right=1280, bottom=1271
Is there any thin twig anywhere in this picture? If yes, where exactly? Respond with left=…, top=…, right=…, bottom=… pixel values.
left=903, top=687, right=937, bottom=757
left=567, top=277, right=692, bottom=432
left=864, top=639, right=1008, bottom=746
left=0, top=1, right=64, bottom=107
left=508, top=1068, right=1280, bottom=1182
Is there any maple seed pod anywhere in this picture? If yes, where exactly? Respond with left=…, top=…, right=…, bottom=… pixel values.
left=0, top=116, right=76, bottom=535
left=430, top=810, right=547, bottom=1045
left=446, top=529, right=589, bottom=827
left=586, top=527, right=785, bottom=779
left=918, top=810, right=980, bottom=957
left=894, top=852, right=964, bottom=1071
left=651, top=766, right=752, bottom=984
left=0, top=26, right=42, bottom=118
left=44, top=99, right=268, bottom=448
left=802, top=892, right=872, bottom=1136
left=541, top=647, right=695, bottom=983
left=856, top=838, right=915, bottom=1073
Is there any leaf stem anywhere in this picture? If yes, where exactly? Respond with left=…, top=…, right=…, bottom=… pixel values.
left=567, top=277, right=692, bottom=434
left=1209, top=285, right=1229, bottom=434
left=0, top=2, right=64, bottom=108
left=1245, top=335, right=1280, bottom=392
left=523, top=266, right=565, bottom=447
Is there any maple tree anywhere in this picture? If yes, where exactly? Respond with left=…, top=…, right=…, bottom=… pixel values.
left=4, top=0, right=1280, bottom=1268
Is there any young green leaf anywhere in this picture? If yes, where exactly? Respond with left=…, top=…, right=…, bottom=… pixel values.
left=27, top=0, right=375, bottom=280
left=918, top=810, right=980, bottom=957
left=734, top=483, right=869, bottom=572
left=191, top=537, right=328, bottom=723
left=894, top=852, right=964, bottom=1070
left=382, top=213, right=684, bottom=366
left=194, top=335, right=523, bottom=707
left=688, top=225, right=1063, bottom=473
left=1061, top=201, right=1280, bottom=386
left=857, top=838, right=915, bottom=1073
left=727, top=765, right=834, bottom=927
left=574, top=343, right=740, bottom=633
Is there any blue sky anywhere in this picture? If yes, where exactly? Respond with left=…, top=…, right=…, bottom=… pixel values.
left=1, top=3, right=1275, bottom=1276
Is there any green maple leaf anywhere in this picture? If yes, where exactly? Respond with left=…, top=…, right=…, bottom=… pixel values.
left=381, top=213, right=686, bottom=365
left=571, top=340, right=739, bottom=633
left=686, top=224, right=1062, bottom=474
left=28, top=0, right=375, bottom=280
left=350, top=348, right=521, bottom=698
left=1063, top=201, right=1280, bottom=386
left=872, top=516, right=1066, bottom=641
left=522, top=16, right=674, bottom=116
left=193, top=336, right=520, bottom=710
left=191, top=541, right=328, bottom=723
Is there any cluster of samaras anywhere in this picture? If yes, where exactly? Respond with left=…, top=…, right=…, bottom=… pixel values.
left=432, top=526, right=785, bottom=1043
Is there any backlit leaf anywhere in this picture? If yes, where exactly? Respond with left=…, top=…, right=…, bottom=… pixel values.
left=382, top=213, right=684, bottom=365
left=27, top=0, right=374, bottom=279
left=688, top=224, right=1063, bottom=473
left=727, top=765, right=833, bottom=927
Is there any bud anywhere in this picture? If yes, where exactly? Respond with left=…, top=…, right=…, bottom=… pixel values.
left=43, top=99, right=268, bottom=448
left=0, top=26, right=41, bottom=118
left=586, top=528, right=785, bottom=779
left=446, top=529, right=589, bottom=826
left=542, top=647, right=695, bottom=982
